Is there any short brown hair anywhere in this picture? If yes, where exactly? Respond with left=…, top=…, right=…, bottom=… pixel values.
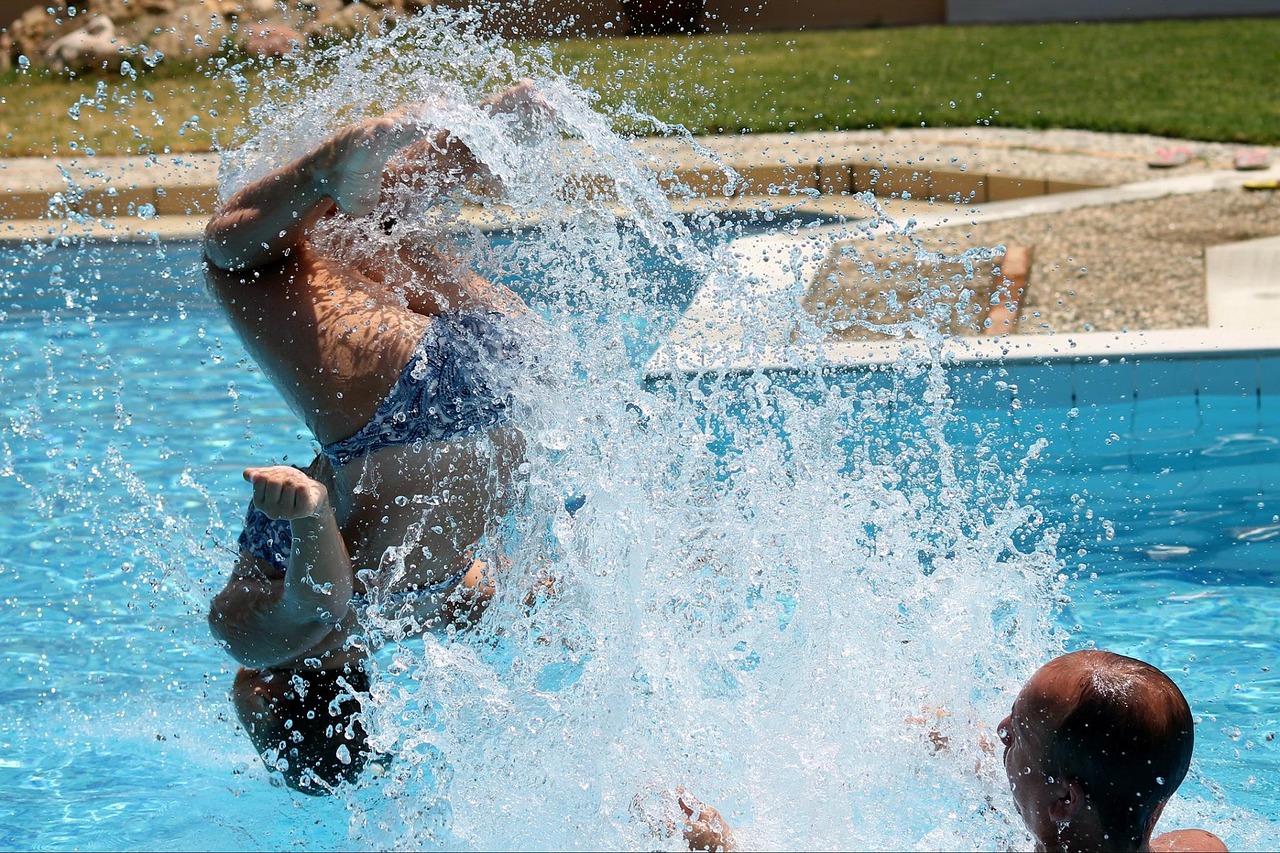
left=1045, top=651, right=1194, bottom=846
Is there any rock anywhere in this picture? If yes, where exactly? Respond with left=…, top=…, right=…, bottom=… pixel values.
left=237, top=23, right=304, bottom=58
left=121, top=5, right=230, bottom=63
left=9, top=4, right=68, bottom=63
left=292, top=0, right=344, bottom=24
left=3, top=0, right=432, bottom=72
left=85, top=0, right=147, bottom=24
left=304, top=2, right=395, bottom=41
left=44, top=14, right=124, bottom=72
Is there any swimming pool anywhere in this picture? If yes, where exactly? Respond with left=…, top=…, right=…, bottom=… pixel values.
left=1, top=238, right=1276, bottom=850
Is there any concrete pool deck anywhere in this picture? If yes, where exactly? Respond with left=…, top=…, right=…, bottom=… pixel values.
left=2, top=126, right=1273, bottom=230
left=3, top=127, right=1279, bottom=374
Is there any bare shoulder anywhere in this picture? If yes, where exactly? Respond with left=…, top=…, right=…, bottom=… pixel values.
left=1151, top=828, right=1229, bottom=852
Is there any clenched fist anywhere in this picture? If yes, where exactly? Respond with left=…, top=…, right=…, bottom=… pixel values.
left=243, top=466, right=331, bottom=520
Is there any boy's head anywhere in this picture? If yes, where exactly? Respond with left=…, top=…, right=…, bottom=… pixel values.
left=231, top=662, right=375, bottom=795
left=997, top=650, right=1194, bottom=851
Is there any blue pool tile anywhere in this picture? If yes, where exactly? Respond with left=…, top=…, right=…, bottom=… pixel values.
left=1134, top=358, right=1199, bottom=401
left=1072, top=359, right=1136, bottom=409
left=1197, top=357, right=1258, bottom=400
left=1259, top=357, right=1280, bottom=401
left=1132, top=360, right=1201, bottom=436
left=1200, top=406, right=1262, bottom=433
left=1188, top=457, right=1271, bottom=505
left=1256, top=391, right=1280, bottom=436
left=947, top=366, right=1017, bottom=410
left=1000, top=363, right=1077, bottom=410
left=1130, top=413, right=1200, bottom=445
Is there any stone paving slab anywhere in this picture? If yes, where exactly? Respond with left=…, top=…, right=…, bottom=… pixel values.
left=646, top=159, right=1280, bottom=380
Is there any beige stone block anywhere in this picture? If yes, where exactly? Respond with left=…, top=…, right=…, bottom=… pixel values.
left=658, top=166, right=736, bottom=198
left=851, top=165, right=984, bottom=203
left=923, top=169, right=986, bottom=204
left=736, top=164, right=818, bottom=197
left=154, top=184, right=218, bottom=216
left=1046, top=179, right=1103, bottom=195
left=64, top=186, right=153, bottom=218
left=816, top=162, right=853, bottom=196
left=805, top=234, right=1003, bottom=340
left=851, top=163, right=903, bottom=196
left=0, top=191, right=51, bottom=221
left=986, top=175, right=1046, bottom=201
left=559, top=173, right=617, bottom=202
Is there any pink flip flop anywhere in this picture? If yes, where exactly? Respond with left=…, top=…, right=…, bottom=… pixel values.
left=1148, top=146, right=1192, bottom=168
left=1234, top=147, right=1272, bottom=171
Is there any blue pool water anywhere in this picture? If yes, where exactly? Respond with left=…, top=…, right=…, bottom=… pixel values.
left=0, top=239, right=1276, bottom=849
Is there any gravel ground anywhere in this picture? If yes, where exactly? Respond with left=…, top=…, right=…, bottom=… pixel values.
left=798, top=127, right=1280, bottom=338
left=916, top=187, right=1280, bottom=334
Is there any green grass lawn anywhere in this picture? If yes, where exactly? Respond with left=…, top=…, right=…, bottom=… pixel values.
left=549, top=17, right=1280, bottom=141
left=2, top=17, right=1277, bottom=156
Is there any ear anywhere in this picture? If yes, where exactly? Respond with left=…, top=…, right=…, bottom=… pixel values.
left=1048, top=779, right=1086, bottom=823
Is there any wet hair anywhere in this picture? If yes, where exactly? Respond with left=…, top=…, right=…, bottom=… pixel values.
left=1044, top=651, right=1194, bottom=846
left=233, top=661, right=375, bottom=795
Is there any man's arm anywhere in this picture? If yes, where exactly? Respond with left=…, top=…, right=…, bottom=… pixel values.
left=204, top=81, right=553, bottom=274
left=208, top=466, right=354, bottom=669
left=202, top=111, right=433, bottom=272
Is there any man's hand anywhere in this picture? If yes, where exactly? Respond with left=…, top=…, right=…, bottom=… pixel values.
left=678, top=790, right=736, bottom=853
left=244, top=466, right=330, bottom=521
left=481, top=78, right=557, bottom=140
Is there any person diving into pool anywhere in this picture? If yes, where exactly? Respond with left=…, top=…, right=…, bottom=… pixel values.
left=203, top=80, right=554, bottom=795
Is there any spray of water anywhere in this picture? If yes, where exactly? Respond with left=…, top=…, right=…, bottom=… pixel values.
left=175, top=10, right=1075, bottom=849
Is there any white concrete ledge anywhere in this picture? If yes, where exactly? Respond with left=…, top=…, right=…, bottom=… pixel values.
left=646, top=326, right=1280, bottom=379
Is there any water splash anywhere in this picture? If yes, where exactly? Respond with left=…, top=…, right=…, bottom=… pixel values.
left=188, top=9, right=1070, bottom=849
